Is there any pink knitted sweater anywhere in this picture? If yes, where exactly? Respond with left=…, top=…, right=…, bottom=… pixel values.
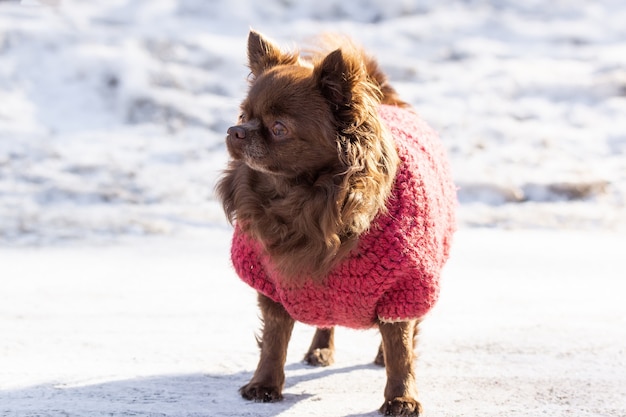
left=230, top=105, right=456, bottom=329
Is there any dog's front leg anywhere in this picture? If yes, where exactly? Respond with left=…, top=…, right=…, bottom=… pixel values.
left=378, top=319, right=422, bottom=416
left=240, top=293, right=295, bottom=402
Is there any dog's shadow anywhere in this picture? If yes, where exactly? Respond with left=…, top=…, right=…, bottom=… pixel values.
left=1, top=363, right=382, bottom=417
left=284, top=360, right=378, bottom=387
left=280, top=361, right=384, bottom=416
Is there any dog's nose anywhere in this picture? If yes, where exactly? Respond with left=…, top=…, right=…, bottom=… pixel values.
left=227, top=126, right=246, bottom=140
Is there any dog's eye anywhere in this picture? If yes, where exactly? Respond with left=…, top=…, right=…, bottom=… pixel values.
left=239, top=112, right=247, bottom=123
left=271, top=121, right=288, bottom=138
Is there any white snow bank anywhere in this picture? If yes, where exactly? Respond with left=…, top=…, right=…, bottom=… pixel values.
left=1, top=0, right=626, bottom=245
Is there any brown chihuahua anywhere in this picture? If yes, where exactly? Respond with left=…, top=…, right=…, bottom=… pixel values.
left=217, top=30, right=456, bottom=416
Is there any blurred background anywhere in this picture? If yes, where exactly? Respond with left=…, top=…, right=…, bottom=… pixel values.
left=1, top=0, right=625, bottom=245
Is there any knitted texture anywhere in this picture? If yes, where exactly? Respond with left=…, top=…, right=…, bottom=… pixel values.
left=230, top=105, right=456, bottom=329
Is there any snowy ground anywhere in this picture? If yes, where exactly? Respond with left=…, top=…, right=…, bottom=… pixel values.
left=2, top=229, right=625, bottom=417
left=1, top=1, right=626, bottom=416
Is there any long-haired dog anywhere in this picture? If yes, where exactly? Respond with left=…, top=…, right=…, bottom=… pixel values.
left=217, top=30, right=456, bottom=416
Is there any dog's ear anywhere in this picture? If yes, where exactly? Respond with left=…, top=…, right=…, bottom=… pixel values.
left=248, top=30, right=298, bottom=77
left=314, top=48, right=363, bottom=109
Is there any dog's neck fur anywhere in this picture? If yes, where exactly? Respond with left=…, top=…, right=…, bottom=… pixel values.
left=219, top=121, right=398, bottom=285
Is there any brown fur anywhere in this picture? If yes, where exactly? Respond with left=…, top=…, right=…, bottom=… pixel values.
left=378, top=320, right=422, bottom=415
left=239, top=294, right=294, bottom=402
left=217, top=31, right=423, bottom=415
left=216, top=30, right=400, bottom=282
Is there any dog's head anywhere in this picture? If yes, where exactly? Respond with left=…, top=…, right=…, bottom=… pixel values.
left=225, top=30, right=387, bottom=179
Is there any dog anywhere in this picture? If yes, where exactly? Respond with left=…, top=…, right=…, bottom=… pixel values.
left=216, top=30, right=456, bottom=416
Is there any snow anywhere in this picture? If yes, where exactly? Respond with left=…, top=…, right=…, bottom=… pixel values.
left=1, top=0, right=625, bottom=416
left=1, top=0, right=625, bottom=241
left=2, top=230, right=625, bottom=416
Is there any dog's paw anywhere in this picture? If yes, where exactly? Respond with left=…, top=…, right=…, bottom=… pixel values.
left=379, top=397, right=422, bottom=416
left=304, top=348, right=334, bottom=367
left=239, top=382, right=283, bottom=403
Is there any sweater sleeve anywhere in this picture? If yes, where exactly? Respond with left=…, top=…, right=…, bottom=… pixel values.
left=376, top=271, right=441, bottom=322
left=230, top=226, right=279, bottom=302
